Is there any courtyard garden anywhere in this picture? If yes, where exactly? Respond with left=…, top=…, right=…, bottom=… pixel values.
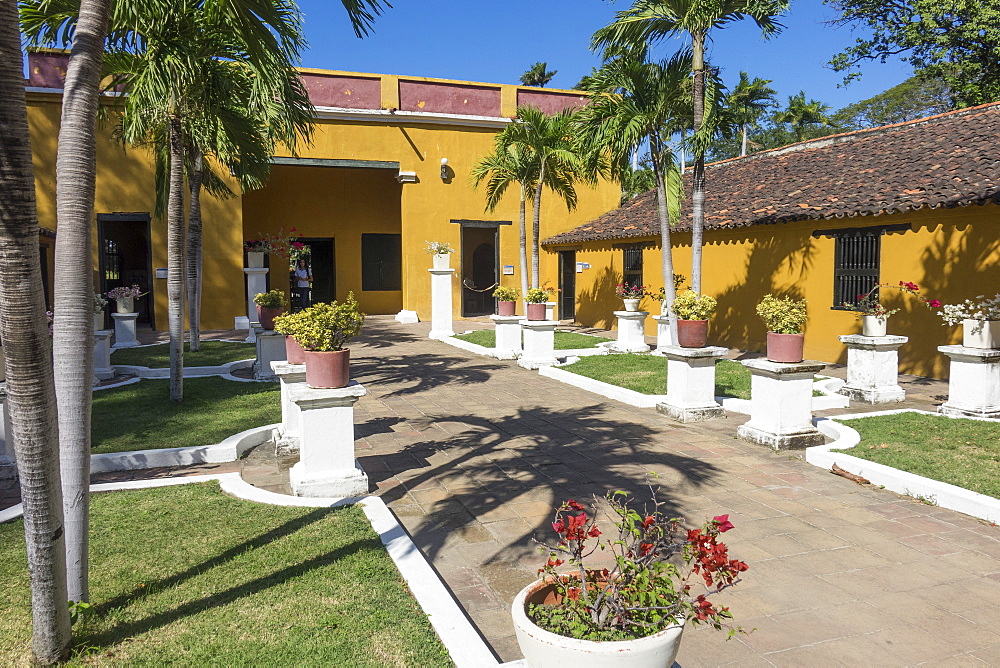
left=110, top=341, right=255, bottom=368
left=452, top=328, right=614, bottom=350
left=560, top=354, right=752, bottom=398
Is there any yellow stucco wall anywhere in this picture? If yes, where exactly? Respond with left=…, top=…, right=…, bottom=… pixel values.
left=555, top=204, right=1000, bottom=379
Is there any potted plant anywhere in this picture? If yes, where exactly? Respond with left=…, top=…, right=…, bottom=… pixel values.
left=106, top=285, right=146, bottom=314
left=245, top=228, right=302, bottom=267
left=426, top=240, right=455, bottom=269
left=841, top=281, right=937, bottom=337
left=294, top=293, right=365, bottom=388
left=616, top=283, right=649, bottom=312
left=93, top=292, right=108, bottom=331
left=513, top=490, right=748, bottom=667
left=494, top=286, right=520, bottom=316
left=253, top=289, right=287, bottom=330
left=938, top=293, right=1000, bottom=349
left=272, top=310, right=307, bottom=364
left=670, top=290, right=717, bottom=348
left=525, top=286, right=554, bottom=321
left=756, top=294, right=807, bottom=363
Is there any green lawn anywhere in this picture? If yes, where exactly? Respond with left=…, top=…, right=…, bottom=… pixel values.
left=110, top=341, right=254, bottom=368
left=453, top=329, right=614, bottom=350
left=0, top=483, right=449, bottom=666
left=92, top=377, right=279, bottom=453
left=559, top=354, right=752, bottom=399
left=834, top=412, right=1000, bottom=499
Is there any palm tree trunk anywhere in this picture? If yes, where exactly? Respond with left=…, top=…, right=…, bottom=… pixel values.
left=531, top=162, right=546, bottom=288
left=52, top=0, right=110, bottom=606
left=518, top=191, right=529, bottom=311
left=0, top=7, right=71, bottom=660
left=740, top=123, right=748, bottom=157
left=690, top=32, right=706, bottom=294
left=167, top=113, right=186, bottom=402
left=651, top=142, right=677, bottom=342
left=186, top=153, right=204, bottom=352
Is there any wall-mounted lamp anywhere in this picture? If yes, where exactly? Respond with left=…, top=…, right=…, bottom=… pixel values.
left=440, top=157, right=449, bottom=180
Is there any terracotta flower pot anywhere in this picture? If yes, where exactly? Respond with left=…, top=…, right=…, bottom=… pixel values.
left=497, top=300, right=516, bottom=316
left=676, top=319, right=708, bottom=348
left=256, top=305, right=284, bottom=330
left=285, top=335, right=305, bottom=364
left=303, top=349, right=350, bottom=388
left=766, top=331, right=805, bottom=363
left=526, top=303, right=546, bottom=321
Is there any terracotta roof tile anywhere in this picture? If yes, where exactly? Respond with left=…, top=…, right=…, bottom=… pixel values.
left=544, top=102, right=1000, bottom=245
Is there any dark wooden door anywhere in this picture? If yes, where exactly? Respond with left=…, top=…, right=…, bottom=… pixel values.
left=559, top=251, right=576, bottom=321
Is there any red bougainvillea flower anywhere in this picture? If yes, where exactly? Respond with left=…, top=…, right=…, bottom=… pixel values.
left=642, top=515, right=656, bottom=529
left=552, top=520, right=565, bottom=534
left=713, top=515, right=735, bottom=533
left=566, top=500, right=585, bottom=511
left=927, top=299, right=942, bottom=308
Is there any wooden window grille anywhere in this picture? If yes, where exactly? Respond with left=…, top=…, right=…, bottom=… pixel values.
left=832, top=231, right=880, bottom=308
left=622, top=247, right=643, bottom=289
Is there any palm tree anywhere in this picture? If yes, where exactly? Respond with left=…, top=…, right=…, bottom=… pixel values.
left=593, top=0, right=789, bottom=293
left=520, top=61, right=557, bottom=87
left=499, top=105, right=586, bottom=288
left=0, top=2, right=71, bottom=660
left=774, top=90, right=836, bottom=141
left=575, top=51, right=690, bottom=323
left=728, top=71, right=776, bottom=156
left=471, top=144, right=537, bottom=308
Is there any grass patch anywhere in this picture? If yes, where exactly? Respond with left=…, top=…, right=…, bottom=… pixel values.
left=834, top=412, right=1000, bottom=499
left=0, top=483, right=449, bottom=665
left=453, top=329, right=613, bottom=350
left=560, top=354, right=754, bottom=399
left=110, top=341, right=254, bottom=368
left=92, top=377, right=279, bottom=453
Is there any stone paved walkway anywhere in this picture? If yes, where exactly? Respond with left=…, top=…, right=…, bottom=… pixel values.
left=4, top=318, right=999, bottom=665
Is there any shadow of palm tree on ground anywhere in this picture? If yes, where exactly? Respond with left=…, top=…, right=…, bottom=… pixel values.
left=351, top=352, right=506, bottom=397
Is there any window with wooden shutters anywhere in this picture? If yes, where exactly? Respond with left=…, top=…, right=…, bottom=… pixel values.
left=622, top=246, right=643, bottom=288
left=832, top=231, right=880, bottom=308
left=361, top=233, right=402, bottom=291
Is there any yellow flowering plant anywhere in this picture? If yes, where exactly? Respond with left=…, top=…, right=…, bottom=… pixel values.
left=756, top=295, right=807, bottom=334
left=293, top=293, right=365, bottom=352
left=670, top=290, right=717, bottom=320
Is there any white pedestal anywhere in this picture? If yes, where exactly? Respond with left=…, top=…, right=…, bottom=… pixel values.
left=838, top=334, right=907, bottom=404
left=255, top=330, right=287, bottom=381
left=244, top=266, right=269, bottom=342
left=271, top=361, right=307, bottom=452
left=111, top=312, right=139, bottom=348
left=937, top=345, right=1000, bottom=419
left=395, top=310, right=419, bottom=324
left=737, top=359, right=827, bottom=450
left=428, top=268, right=455, bottom=339
left=491, top=314, right=523, bottom=360
left=93, top=330, right=114, bottom=384
left=518, top=320, right=558, bottom=369
left=611, top=311, right=650, bottom=353
left=0, top=385, right=15, bottom=481
left=656, top=346, right=728, bottom=422
left=651, top=315, right=675, bottom=353
left=235, top=316, right=250, bottom=330
left=288, top=381, right=369, bottom=497
left=544, top=302, right=558, bottom=321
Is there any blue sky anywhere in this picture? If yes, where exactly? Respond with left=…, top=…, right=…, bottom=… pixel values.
left=295, top=0, right=912, bottom=111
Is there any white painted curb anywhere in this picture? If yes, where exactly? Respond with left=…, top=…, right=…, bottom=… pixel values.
left=0, top=473, right=501, bottom=666
left=807, top=408, right=1000, bottom=524
left=112, top=358, right=255, bottom=379
left=438, top=332, right=610, bottom=361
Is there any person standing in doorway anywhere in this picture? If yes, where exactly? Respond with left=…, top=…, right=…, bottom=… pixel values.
left=294, top=258, right=313, bottom=309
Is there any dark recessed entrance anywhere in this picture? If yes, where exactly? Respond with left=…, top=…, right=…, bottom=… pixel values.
left=461, top=227, right=498, bottom=317
left=98, top=213, right=153, bottom=328
left=289, top=238, right=335, bottom=310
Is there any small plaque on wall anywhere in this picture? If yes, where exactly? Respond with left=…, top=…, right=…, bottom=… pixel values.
left=502, top=265, right=514, bottom=275
left=576, top=262, right=584, bottom=273
left=155, top=267, right=168, bottom=279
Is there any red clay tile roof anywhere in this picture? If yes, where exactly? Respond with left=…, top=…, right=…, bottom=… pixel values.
left=544, top=101, right=1000, bottom=245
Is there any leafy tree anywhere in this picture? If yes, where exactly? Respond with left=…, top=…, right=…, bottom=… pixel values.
left=826, top=0, right=1000, bottom=107
left=520, top=61, right=558, bottom=87
left=831, top=73, right=952, bottom=129
left=773, top=90, right=837, bottom=142
left=727, top=71, right=776, bottom=156
left=593, top=0, right=789, bottom=293
left=0, top=0, right=71, bottom=660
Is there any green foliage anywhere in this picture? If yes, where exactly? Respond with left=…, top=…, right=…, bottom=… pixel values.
left=253, top=289, right=287, bottom=308
left=520, top=61, right=557, bottom=87
left=294, top=293, right=365, bottom=352
left=110, top=341, right=253, bottom=368
left=830, top=73, right=952, bottom=129
left=272, top=309, right=306, bottom=336
left=560, top=354, right=751, bottom=398
left=670, top=290, right=717, bottom=320
left=525, top=286, right=555, bottom=303
left=493, top=286, right=520, bottom=301
left=756, top=294, right=807, bottom=334
left=826, top=0, right=1000, bottom=107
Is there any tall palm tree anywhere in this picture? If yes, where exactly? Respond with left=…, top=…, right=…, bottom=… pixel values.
left=728, top=71, right=776, bottom=156
left=471, top=143, right=537, bottom=307
left=499, top=105, right=586, bottom=288
left=774, top=90, right=836, bottom=141
left=575, top=51, right=690, bottom=323
left=594, top=0, right=789, bottom=293
left=0, top=1, right=71, bottom=660
left=520, top=61, right=557, bottom=87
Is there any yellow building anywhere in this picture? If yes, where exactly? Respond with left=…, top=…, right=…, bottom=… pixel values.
left=25, top=50, right=619, bottom=330
left=543, top=103, right=1000, bottom=379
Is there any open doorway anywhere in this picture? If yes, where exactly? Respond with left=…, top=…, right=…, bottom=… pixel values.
left=559, top=250, right=577, bottom=321
left=461, top=226, right=498, bottom=317
left=98, top=213, right=153, bottom=328
left=290, top=238, right=335, bottom=310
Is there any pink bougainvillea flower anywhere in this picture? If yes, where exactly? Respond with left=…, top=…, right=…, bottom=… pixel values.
left=713, top=515, right=735, bottom=532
